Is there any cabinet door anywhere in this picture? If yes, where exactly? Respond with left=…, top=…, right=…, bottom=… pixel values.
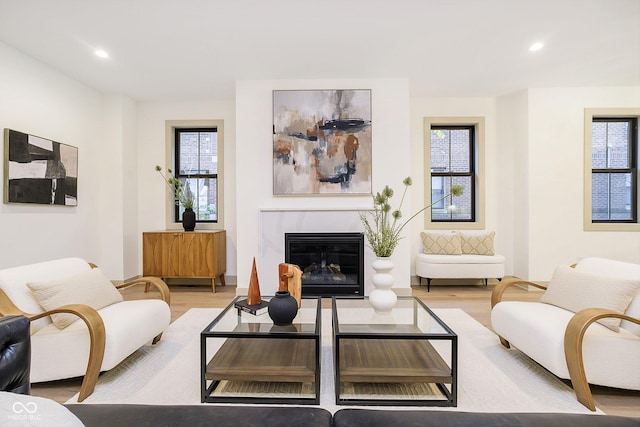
left=162, top=233, right=182, bottom=277
left=142, top=232, right=182, bottom=277
left=181, top=232, right=216, bottom=277
left=142, top=233, right=164, bottom=276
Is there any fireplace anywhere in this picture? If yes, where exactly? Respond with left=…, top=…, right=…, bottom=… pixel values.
left=284, top=232, right=364, bottom=296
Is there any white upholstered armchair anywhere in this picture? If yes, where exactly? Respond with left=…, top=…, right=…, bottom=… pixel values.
left=491, top=257, right=640, bottom=411
left=0, top=258, right=171, bottom=402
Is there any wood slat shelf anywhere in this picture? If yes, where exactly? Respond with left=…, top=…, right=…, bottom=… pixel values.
left=206, top=338, right=316, bottom=383
left=339, top=338, right=452, bottom=384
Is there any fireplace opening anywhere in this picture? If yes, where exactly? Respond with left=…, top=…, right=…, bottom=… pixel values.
left=284, top=232, right=364, bottom=296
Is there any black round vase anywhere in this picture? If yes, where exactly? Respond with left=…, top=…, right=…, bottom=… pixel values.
left=182, top=208, right=196, bottom=231
left=268, top=291, right=298, bottom=326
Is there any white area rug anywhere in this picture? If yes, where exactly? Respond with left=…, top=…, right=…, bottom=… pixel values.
left=67, top=308, right=602, bottom=414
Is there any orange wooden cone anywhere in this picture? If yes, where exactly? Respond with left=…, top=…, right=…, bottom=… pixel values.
left=247, top=257, right=261, bottom=305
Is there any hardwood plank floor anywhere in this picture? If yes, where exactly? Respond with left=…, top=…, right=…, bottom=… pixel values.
left=31, top=283, right=640, bottom=417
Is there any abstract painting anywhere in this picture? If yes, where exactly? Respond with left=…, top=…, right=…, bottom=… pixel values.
left=4, top=129, right=78, bottom=206
left=273, top=89, right=372, bottom=195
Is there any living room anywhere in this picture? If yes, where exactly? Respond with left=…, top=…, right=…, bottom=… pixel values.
left=0, top=0, right=639, bottom=424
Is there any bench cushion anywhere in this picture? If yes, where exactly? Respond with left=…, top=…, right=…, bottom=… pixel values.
left=416, top=254, right=505, bottom=280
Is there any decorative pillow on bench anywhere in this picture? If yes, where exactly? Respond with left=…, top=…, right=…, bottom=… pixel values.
left=421, top=231, right=461, bottom=255
left=421, top=231, right=496, bottom=256
left=460, top=231, right=495, bottom=255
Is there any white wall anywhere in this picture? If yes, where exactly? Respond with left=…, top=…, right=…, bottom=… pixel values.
left=236, top=79, right=411, bottom=295
left=526, top=87, right=640, bottom=280
left=136, top=99, right=238, bottom=278
left=97, top=94, right=138, bottom=279
left=0, top=42, right=105, bottom=270
left=497, top=90, right=529, bottom=279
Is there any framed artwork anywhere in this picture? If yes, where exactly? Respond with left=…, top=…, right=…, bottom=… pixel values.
left=4, top=129, right=78, bottom=206
left=273, top=89, right=372, bottom=195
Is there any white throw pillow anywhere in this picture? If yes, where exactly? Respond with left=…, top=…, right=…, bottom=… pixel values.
left=421, top=231, right=461, bottom=255
left=27, top=268, right=123, bottom=329
left=460, top=231, right=495, bottom=255
left=540, top=265, right=640, bottom=332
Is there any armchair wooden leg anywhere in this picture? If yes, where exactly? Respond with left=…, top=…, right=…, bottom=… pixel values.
left=565, top=311, right=598, bottom=411
left=565, top=344, right=596, bottom=411
left=499, top=336, right=510, bottom=348
left=152, top=333, right=163, bottom=344
left=75, top=311, right=106, bottom=402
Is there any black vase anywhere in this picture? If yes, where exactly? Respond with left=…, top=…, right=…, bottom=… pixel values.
left=182, top=208, right=196, bottom=231
left=268, top=291, right=299, bottom=326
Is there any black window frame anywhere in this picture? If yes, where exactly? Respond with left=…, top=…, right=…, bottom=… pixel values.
left=174, top=127, right=219, bottom=224
left=430, top=125, right=476, bottom=222
left=591, top=117, right=638, bottom=224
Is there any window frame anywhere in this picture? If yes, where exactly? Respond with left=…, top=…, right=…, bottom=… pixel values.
left=584, top=108, right=640, bottom=231
left=423, top=117, right=485, bottom=230
left=164, top=119, right=224, bottom=231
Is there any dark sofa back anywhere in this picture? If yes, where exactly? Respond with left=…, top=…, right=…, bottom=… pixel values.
left=0, top=315, right=31, bottom=394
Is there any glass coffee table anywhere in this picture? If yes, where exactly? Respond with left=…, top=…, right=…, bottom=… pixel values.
left=332, top=296, right=457, bottom=406
left=201, top=296, right=321, bottom=404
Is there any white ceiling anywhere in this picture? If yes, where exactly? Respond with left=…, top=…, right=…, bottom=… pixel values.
left=0, top=0, right=638, bottom=102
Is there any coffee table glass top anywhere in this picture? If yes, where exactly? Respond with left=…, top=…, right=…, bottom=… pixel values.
left=333, top=296, right=454, bottom=337
left=202, top=296, right=320, bottom=336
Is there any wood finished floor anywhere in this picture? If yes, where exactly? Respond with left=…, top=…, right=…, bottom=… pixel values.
left=31, top=282, right=640, bottom=417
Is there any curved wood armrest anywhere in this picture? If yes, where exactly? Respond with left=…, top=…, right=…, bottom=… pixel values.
left=564, top=308, right=640, bottom=411
left=33, top=304, right=106, bottom=403
left=490, top=277, right=546, bottom=308
left=116, top=276, right=171, bottom=305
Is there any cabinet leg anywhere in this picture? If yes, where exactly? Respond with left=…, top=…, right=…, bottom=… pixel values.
left=211, top=278, right=216, bottom=293
left=219, top=274, right=226, bottom=286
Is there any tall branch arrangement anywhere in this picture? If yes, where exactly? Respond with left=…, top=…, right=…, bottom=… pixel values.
left=155, top=165, right=194, bottom=209
left=360, top=177, right=464, bottom=257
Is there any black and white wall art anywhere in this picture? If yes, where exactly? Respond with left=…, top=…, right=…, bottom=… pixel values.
left=4, top=129, right=78, bottom=206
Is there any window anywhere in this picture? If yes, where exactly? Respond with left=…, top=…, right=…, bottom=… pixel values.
left=584, top=109, right=639, bottom=231
left=165, top=120, right=224, bottom=229
left=591, top=118, right=637, bottom=222
left=430, top=126, right=475, bottom=221
left=424, top=117, right=484, bottom=229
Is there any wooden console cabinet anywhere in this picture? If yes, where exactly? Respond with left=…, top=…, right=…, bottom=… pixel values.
left=143, top=230, right=226, bottom=293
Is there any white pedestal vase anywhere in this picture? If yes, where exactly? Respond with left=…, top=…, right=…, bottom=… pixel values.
left=369, top=257, right=397, bottom=315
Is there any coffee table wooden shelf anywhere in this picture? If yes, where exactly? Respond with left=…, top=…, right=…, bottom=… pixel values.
left=339, top=338, right=452, bottom=384
left=205, top=338, right=316, bottom=383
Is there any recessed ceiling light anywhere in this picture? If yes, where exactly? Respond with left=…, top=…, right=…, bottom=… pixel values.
left=529, top=42, right=544, bottom=52
left=94, top=49, right=109, bottom=59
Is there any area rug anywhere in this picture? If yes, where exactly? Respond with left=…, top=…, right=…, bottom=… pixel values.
left=67, top=308, right=603, bottom=414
